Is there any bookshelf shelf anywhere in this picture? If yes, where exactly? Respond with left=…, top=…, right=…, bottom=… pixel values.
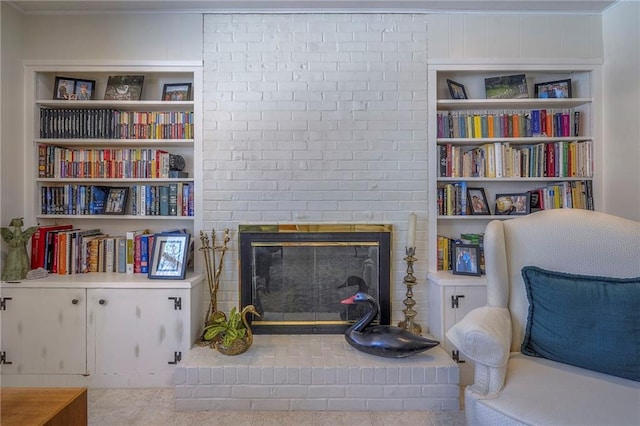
left=437, top=136, right=593, bottom=145
left=437, top=98, right=591, bottom=111
left=36, top=99, right=194, bottom=111
left=36, top=214, right=193, bottom=220
left=34, top=139, right=194, bottom=147
left=37, top=178, right=195, bottom=183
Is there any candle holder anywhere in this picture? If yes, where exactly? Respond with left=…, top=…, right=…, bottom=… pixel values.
left=397, top=246, right=422, bottom=335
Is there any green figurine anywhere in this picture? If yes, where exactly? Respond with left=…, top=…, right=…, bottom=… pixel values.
left=1, top=218, right=38, bottom=281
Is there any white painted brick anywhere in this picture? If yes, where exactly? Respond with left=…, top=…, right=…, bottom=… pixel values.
left=250, top=399, right=292, bottom=410
left=174, top=367, right=186, bottom=385
left=327, top=398, right=367, bottom=411
left=186, top=368, right=199, bottom=385
left=193, top=385, right=232, bottom=398
left=366, top=398, right=405, bottom=410
left=291, top=399, right=329, bottom=411
left=346, top=385, right=383, bottom=398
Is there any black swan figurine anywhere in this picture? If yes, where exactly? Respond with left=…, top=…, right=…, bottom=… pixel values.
left=341, top=292, right=439, bottom=358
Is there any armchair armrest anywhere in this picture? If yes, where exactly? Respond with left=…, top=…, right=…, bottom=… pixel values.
left=446, top=306, right=512, bottom=396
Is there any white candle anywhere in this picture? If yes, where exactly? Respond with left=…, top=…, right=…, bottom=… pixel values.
left=408, top=213, right=417, bottom=248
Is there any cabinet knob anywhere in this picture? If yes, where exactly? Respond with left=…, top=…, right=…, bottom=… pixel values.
left=99, top=299, right=106, bottom=305
left=72, top=299, right=79, bottom=305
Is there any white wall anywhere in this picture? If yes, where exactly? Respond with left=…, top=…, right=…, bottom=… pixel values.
left=21, top=14, right=203, bottom=62
left=426, top=13, right=603, bottom=61
left=602, top=0, right=640, bottom=221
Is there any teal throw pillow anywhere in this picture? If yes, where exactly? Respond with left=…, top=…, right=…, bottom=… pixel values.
left=521, top=266, right=640, bottom=382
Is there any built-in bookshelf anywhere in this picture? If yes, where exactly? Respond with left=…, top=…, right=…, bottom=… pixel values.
left=24, top=63, right=203, bottom=277
left=427, top=65, right=600, bottom=280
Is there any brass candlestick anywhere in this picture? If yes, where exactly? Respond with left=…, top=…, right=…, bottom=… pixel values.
left=398, top=246, right=422, bottom=335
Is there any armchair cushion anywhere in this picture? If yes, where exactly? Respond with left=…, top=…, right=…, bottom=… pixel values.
left=521, top=266, right=640, bottom=381
left=447, top=306, right=512, bottom=368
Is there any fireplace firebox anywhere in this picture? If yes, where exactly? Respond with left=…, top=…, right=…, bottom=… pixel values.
left=239, top=224, right=391, bottom=334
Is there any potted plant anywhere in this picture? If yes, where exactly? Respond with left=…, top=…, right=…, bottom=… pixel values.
left=202, top=305, right=260, bottom=355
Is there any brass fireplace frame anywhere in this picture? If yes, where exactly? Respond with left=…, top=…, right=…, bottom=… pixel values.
left=239, top=224, right=392, bottom=334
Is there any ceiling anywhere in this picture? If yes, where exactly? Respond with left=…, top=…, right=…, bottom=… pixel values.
left=8, top=1, right=619, bottom=14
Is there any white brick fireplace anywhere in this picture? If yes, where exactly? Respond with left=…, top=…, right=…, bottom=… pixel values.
left=202, top=13, right=429, bottom=325
left=180, top=13, right=454, bottom=412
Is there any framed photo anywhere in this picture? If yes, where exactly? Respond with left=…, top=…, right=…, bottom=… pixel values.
left=446, top=79, right=468, bottom=99
left=149, top=233, right=190, bottom=279
left=103, top=187, right=129, bottom=215
left=53, top=76, right=77, bottom=100
left=452, top=244, right=482, bottom=276
left=162, top=83, right=192, bottom=101
left=467, top=187, right=491, bottom=215
left=495, top=192, right=531, bottom=216
left=104, top=75, right=145, bottom=101
left=534, top=79, right=572, bottom=99
left=484, top=74, right=529, bottom=99
left=74, top=79, right=96, bottom=100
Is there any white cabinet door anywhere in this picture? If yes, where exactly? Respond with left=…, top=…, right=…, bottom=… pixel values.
left=442, top=286, right=487, bottom=329
left=87, top=288, right=182, bottom=378
left=0, top=288, right=86, bottom=375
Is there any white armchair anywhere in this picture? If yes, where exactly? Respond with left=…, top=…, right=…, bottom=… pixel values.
left=447, top=209, right=640, bottom=425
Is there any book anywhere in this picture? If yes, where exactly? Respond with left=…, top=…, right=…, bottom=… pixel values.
left=126, top=229, right=147, bottom=273
left=116, top=236, right=127, bottom=273
left=159, top=185, right=169, bottom=216
left=104, top=237, right=116, bottom=273
left=168, top=183, right=178, bottom=216
left=139, top=234, right=150, bottom=274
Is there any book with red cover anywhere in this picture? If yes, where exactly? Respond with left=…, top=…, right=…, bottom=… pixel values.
left=31, top=224, right=73, bottom=269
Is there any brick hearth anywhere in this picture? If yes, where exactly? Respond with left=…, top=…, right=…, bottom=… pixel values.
left=175, top=334, right=459, bottom=411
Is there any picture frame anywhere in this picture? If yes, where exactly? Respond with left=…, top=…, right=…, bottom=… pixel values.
left=484, top=74, right=529, bottom=99
left=103, top=187, right=129, bottom=215
left=149, top=233, right=190, bottom=279
left=104, top=75, right=145, bottom=101
left=495, top=192, right=531, bottom=216
left=162, top=83, right=192, bottom=101
left=534, top=79, right=572, bottom=99
left=74, top=79, right=96, bottom=100
left=467, top=187, right=491, bottom=215
left=53, top=76, right=77, bottom=100
left=446, top=79, right=468, bottom=100
left=452, top=244, right=482, bottom=276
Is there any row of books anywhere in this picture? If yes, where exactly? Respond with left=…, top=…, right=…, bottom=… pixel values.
left=438, top=140, right=593, bottom=178
left=40, top=108, right=194, bottom=139
left=39, top=183, right=194, bottom=217
left=38, top=145, right=175, bottom=179
left=437, top=180, right=594, bottom=216
left=130, top=183, right=194, bottom=217
left=437, top=233, right=485, bottom=273
left=30, top=226, right=155, bottom=274
left=437, top=109, right=581, bottom=139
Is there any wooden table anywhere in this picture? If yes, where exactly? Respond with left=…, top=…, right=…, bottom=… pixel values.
left=1, top=387, right=87, bottom=426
